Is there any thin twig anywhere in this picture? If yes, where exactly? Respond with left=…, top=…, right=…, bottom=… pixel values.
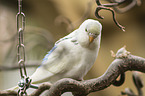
left=112, top=0, right=141, bottom=13
left=95, top=0, right=125, bottom=31
left=95, top=6, right=125, bottom=31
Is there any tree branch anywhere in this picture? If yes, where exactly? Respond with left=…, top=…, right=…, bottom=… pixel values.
left=110, top=0, right=142, bottom=13
left=95, top=0, right=142, bottom=31
left=0, top=90, right=17, bottom=96
left=95, top=0, right=125, bottom=31
left=0, top=47, right=145, bottom=96
left=45, top=55, right=145, bottom=96
left=30, top=82, right=52, bottom=96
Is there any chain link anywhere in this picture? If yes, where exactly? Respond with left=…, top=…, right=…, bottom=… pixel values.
left=16, top=0, right=27, bottom=79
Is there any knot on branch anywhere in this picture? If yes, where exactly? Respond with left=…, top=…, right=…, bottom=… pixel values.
left=111, top=45, right=130, bottom=59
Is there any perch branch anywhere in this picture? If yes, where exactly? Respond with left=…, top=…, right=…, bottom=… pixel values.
left=0, top=47, right=145, bottom=96
left=30, top=82, right=52, bottom=96
left=44, top=54, right=145, bottom=96
left=112, top=73, right=125, bottom=86
left=0, top=90, right=17, bottom=96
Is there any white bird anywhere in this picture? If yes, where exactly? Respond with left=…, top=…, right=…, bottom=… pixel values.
left=8, top=19, right=102, bottom=94
left=30, top=19, right=102, bottom=84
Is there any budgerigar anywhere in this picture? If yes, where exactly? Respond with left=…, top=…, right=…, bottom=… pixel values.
left=30, top=19, right=102, bottom=84
left=8, top=19, right=102, bottom=93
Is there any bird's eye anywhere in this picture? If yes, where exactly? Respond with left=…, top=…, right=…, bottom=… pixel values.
left=85, top=29, right=88, bottom=32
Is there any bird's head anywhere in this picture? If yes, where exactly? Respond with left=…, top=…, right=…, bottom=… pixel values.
left=79, top=19, right=102, bottom=45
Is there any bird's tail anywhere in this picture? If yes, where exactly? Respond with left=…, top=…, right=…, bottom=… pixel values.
left=30, top=67, right=54, bottom=84
left=4, top=85, right=19, bottom=92
left=5, top=67, right=54, bottom=92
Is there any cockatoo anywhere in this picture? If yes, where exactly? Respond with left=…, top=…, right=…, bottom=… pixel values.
left=30, top=19, right=102, bottom=84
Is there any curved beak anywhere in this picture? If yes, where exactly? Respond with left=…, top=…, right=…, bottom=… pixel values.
left=89, top=35, right=95, bottom=44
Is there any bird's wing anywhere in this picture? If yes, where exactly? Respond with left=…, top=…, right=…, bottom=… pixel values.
left=30, top=30, right=78, bottom=83
left=55, top=30, right=78, bottom=45
left=42, top=30, right=78, bottom=73
left=42, top=30, right=78, bottom=65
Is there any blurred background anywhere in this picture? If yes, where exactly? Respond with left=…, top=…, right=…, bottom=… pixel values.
left=0, top=0, right=145, bottom=96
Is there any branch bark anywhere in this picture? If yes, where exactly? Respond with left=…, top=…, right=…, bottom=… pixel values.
left=0, top=47, right=145, bottom=96
left=45, top=55, right=145, bottom=96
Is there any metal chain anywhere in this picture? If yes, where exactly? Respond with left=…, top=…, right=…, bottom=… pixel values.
left=16, top=0, right=30, bottom=95
left=16, top=1, right=38, bottom=95
left=17, top=0, right=27, bottom=79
